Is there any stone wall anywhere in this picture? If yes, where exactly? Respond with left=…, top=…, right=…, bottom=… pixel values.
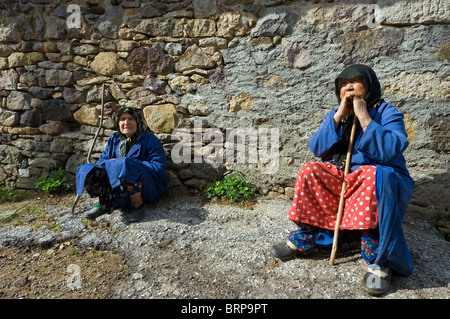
left=0, top=1, right=448, bottom=209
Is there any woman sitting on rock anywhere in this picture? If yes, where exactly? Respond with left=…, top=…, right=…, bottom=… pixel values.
left=76, top=106, right=167, bottom=223
left=270, top=64, right=415, bottom=296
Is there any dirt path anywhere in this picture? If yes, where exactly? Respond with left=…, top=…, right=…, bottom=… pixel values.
left=0, top=191, right=449, bottom=301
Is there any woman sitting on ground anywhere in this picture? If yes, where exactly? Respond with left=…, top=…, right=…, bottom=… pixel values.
left=76, top=106, right=167, bottom=223
left=270, top=64, right=415, bottom=296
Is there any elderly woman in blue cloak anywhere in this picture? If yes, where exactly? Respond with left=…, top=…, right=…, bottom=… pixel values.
left=271, top=64, right=415, bottom=296
left=76, top=106, right=167, bottom=222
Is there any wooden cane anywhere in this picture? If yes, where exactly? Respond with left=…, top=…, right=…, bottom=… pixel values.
left=329, top=114, right=358, bottom=265
left=72, top=83, right=106, bottom=214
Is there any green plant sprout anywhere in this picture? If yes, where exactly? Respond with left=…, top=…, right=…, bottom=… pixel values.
left=35, top=167, right=69, bottom=194
left=204, top=171, right=258, bottom=205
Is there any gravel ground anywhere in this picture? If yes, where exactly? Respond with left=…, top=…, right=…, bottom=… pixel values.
left=0, top=190, right=449, bottom=303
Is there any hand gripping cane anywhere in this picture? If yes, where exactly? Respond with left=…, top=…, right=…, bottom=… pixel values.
left=329, top=114, right=358, bottom=265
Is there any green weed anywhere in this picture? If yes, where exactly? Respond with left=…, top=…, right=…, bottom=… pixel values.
left=204, top=172, right=258, bottom=205
left=35, top=167, right=69, bottom=194
left=0, top=184, right=28, bottom=204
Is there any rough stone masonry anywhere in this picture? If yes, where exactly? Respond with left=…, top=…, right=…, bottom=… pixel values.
left=0, top=0, right=448, bottom=224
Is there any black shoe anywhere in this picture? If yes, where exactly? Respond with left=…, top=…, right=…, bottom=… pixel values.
left=84, top=204, right=105, bottom=220
left=126, top=205, right=145, bottom=223
left=270, top=242, right=301, bottom=260
left=361, top=265, right=392, bottom=296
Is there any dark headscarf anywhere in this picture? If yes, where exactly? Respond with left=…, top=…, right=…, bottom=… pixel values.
left=334, top=64, right=382, bottom=109
left=115, top=106, right=145, bottom=157
left=332, top=64, right=383, bottom=169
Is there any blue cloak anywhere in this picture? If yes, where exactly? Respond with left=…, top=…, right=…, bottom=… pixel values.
left=76, top=130, right=167, bottom=208
left=308, top=100, right=415, bottom=276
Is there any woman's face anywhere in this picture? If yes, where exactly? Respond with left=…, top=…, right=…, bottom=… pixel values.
left=339, top=76, right=367, bottom=101
left=119, top=112, right=137, bottom=138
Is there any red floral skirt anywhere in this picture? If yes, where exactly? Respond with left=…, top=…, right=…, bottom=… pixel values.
left=287, top=161, right=378, bottom=230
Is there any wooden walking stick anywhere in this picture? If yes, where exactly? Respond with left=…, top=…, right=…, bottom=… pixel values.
left=71, top=83, right=106, bottom=214
left=329, top=114, right=358, bottom=265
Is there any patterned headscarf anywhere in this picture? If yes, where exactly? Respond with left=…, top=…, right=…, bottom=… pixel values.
left=115, top=106, right=145, bottom=157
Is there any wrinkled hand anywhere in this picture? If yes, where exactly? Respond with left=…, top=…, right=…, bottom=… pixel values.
left=334, top=93, right=372, bottom=131
left=351, top=95, right=366, bottom=118
left=352, top=95, right=372, bottom=130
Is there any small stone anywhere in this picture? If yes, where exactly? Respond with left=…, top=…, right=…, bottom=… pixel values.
left=198, top=37, right=228, bottom=49
left=0, top=69, right=18, bottom=90
left=13, top=277, right=28, bottom=288
left=73, top=55, right=88, bottom=67
left=229, top=93, right=254, bottom=112
left=437, top=43, right=450, bottom=61
left=168, top=75, right=192, bottom=93
left=73, top=104, right=100, bottom=126
left=250, top=7, right=294, bottom=38
left=45, top=69, right=74, bottom=87
left=285, top=187, right=295, bottom=199
left=183, top=177, right=206, bottom=190
left=175, top=44, right=215, bottom=73
left=131, top=18, right=184, bottom=37
left=216, top=12, right=255, bottom=39
left=0, top=44, right=15, bottom=57
left=178, top=168, right=194, bottom=180
left=143, top=103, right=179, bottom=134
left=46, top=52, right=62, bottom=62
left=192, top=0, right=218, bottom=18
left=39, top=121, right=65, bottom=136
left=185, top=19, right=216, bottom=37
left=188, top=101, right=211, bottom=116
left=126, top=87, right=159, bottom=106
left=141, top=2, right=167, bottom=18
left=76, top=76, right=109, bottom=86
left=26, top=52, right=45, bottom=65
left=190, top=73, right=209, bottom=85
left=0, top=109, right=20, bottom=127
left=127, top=47, right=174, bottom=76
left=165, top=42, right=183, bottom=56
left=17, top=41, right=34, bottom=53
left=6, top=91, right=32, bottom=111
left=132, top=272, right=144, bottom=280
left=116, top=40, right=139, bottom=52
left=20, top=109, right=42, bottom=127
left=42, top=99, right=72, bottom=122
left=0, top=57, right=8, bottom=70
left=42, top=41, right=58, bottom=53
left=8, top=52, right=27, bottom=67
left=143, top=76, right=167, bottom=94
left=90, top=52, right=130, bottom=76
left=63, top=87, right=84, bottom=104
left=73, top=44, right=99, bottom=56
left=118, top=27, right=135, bottom=40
